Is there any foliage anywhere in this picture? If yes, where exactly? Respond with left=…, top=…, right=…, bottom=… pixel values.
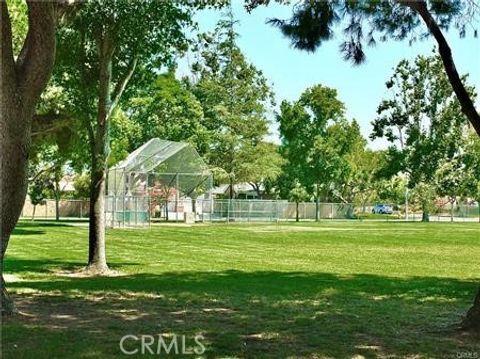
left=5, top=0, right=28, bottom=55
left=288, top=180, right=310, bottom=203
left=375, top=176, right=407, bottom=205
left=54, top=0, right=194, bottom=140
left=236, top=141, right=284, bottom=196
left=73, top=174, right=91, bottom=199
left=372, top=53, right=473, bottom=189
left=120, top=69, right=209, bottom=157
left=410, top=182, right=437, bottom=221
left=461, top=130, right=480, bottom=201
left=188, top=11, right=275, bottom=195
left=277, top=84, right=365, bottom=202
left=249, top=0, right=477, bottom=64
left=28, top=176, right=53, bottom=207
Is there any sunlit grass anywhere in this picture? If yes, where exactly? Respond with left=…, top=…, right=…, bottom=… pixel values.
left=2, top=221, right=480, bottom=358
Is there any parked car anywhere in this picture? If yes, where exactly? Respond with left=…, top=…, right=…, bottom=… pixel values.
left=372, top=204, right=393, bottom=214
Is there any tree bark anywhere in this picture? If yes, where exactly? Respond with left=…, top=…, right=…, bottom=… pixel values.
left=295, top=201, right=299, bottom=222
left=399, top=0, right=480, bottom=136
left=1, top=1, right=56, bottom=314
left=86, top=33, right=114, bottom=274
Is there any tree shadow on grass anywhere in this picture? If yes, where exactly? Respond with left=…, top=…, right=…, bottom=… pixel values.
left=3, top=258, right=139, bottom=275
left=16, top=220, right=78, bottom=228
left=3, top=265, right=480, bottom=359
left=11, top=228, right=46, bottom=236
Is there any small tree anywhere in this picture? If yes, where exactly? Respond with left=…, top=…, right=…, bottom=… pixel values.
left=28, top=176, right=53, bottom=221
left=288, top=181, right=310, bottom=222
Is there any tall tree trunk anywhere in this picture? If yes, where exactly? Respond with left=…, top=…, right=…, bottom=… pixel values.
left=399, top=0, right=480, bottom=135
left=315, top=184, right=320, bottom=222
left=1, top=1, right=56, bottom=314
left=32, top=205, right=36, bottom=221
left=88, top=156, right=108, bottom=272
left=86, top=33, right=114, bottom=274
left=295, top=201, right=299, bottom=222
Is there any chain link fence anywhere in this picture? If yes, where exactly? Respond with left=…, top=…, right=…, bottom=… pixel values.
left=21, top=198, right=479, bottom=225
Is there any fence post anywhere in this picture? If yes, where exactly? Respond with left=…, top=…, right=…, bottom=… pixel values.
left=228, top=199, right=231, bottom=223
left=135, top=197, right=138, bottom=226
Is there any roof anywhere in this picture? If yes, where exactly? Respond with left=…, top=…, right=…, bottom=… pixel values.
left=211, top=183, right=264, bottom=195
left=110, top=138, right=210, bottom=175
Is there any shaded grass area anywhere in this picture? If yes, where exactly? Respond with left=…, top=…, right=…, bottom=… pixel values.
left=2, top=221, right=480, bottom=358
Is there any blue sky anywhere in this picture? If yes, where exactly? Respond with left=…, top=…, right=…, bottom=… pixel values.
left=180, top=1, right=480, bottom=149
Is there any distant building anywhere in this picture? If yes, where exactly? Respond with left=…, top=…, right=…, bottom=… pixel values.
left=211, top=183, right=263, bottom=199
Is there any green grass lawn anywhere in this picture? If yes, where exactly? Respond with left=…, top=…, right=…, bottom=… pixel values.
left=2, top=221, right=480, bottom=358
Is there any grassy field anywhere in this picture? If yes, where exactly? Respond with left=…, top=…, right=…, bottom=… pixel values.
left=2, top=221, right=480, bottom=358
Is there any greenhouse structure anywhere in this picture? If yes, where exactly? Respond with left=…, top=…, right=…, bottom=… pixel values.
left=106, top=138, right=213, bottom=227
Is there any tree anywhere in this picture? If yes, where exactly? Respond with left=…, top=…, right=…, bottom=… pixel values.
left=236, top=141, right=284, bottom=198
left=123, top=69, right=208, bottom=155
left=29, top=148, right=67, bottom=222
left=246, top=0, right=480, bottom=136
left=1, top=0, right=61, bottom=313
left=435, top=158, right=467, bottom=222
left=375, top=176, right=408, bottom=208
left=262, top=6, right=479, bottom=316
left=277, top=84, right=362, bottom=220
left=288, top=180, right=309, bottom=222
left=372, top=54, right=472, bottom=221
left=53, top=0, right=194, bottom=273
left=461, top=131, right=480, bottom=329
left=28, top=175, right=53, bottom=221
left=462, top=130, right=480, bottom=221
left=411, top=182, right=437, bottom=222
left=30, top=83, right=83, bottom=221
left=188, top=11, right=275, bottom=199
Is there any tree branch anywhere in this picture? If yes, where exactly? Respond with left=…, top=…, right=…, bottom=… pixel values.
left=77, top=29, right=95, bottom=150
left=1, top=1, right=16, bottom=87
left=31, top=112, right=73, bottom=137
left=16, top=1, right=56, bottom=107
left=397, top=0, right=480, bottom=136
left=108, top=56, right=138, bottom=120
